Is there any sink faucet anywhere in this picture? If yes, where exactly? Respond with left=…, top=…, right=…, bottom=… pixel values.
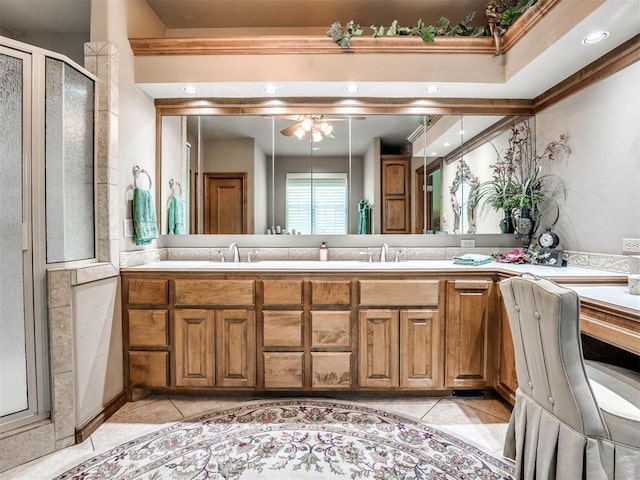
left=379, top=243, right=389, bottom=262
left=229, top=243, right=240, bottom=262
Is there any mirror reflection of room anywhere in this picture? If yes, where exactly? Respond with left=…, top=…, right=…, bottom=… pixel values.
left=160, top=113, right=534, bottom=236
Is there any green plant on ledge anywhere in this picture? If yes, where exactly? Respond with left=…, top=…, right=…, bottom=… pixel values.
left=327, top=0, right=539, bottom=54
left=476, top=122, right=570, bottom=237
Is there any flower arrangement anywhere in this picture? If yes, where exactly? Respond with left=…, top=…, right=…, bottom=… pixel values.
left=477, top=121, right=570, bottom=237
left=493, top=248, right=531, bottom=264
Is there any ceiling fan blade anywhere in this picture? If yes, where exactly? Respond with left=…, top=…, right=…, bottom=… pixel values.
left=326, top=133, right=336, bottom=139
left=280, top=123, right=301, bottom=137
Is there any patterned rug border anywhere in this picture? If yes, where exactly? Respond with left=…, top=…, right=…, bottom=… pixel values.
left=55, top=398, right=515, bottom=479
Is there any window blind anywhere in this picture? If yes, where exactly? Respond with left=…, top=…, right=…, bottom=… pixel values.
left=286, top=173, right=348, bottom=234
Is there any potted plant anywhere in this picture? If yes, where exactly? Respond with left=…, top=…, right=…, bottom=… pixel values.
left=478, top=122, right=570, bottom=239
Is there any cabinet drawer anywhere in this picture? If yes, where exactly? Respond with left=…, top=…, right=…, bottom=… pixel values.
left=312, top=352, right=351, bottom=389
left=359, top=280, right=439, bottom=306
left=174, top=279, right=254, bottom=305
left=311, top=311, right=351, bottom=347
left=129, top=310, right=168, bottom=347
left=311, top=280, right=351, bottom=305
left=128, top=278, right=168, bottom=305
left=129, top=351, right=168, bottom=388
left=263, top=280, right=302, bottom=305
left=264, top=352, right=303, bottom=389
left=263, top=311, right=303, bottom=347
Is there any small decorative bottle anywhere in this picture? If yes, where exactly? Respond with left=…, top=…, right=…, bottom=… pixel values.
left=319, top=242, right=329, bottom=261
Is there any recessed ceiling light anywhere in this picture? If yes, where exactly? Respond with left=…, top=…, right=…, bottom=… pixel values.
left=431, top=151, right=437, bottom=155
left=263, top=85, right=278, bottom=95
left=183, top=86, right=199, bottom=94
left=345, top=85, right=359, bottom=94
left=443, top=142, right=450, bottom=147
left=459, top=130, right=465, bottom=135
left=581, top=31, right=609, bottom=45
left=424, top=86, right=439, bottom=94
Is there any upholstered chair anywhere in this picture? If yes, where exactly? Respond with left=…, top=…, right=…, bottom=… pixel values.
left=500, top=274, right=640, bottom=479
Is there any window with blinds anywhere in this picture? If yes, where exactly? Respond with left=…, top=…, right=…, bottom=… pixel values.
left=286, top=173, right=348, bottom=234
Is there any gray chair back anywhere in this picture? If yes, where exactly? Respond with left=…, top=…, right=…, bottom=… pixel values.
left=499, top=274, right=608, bottom=438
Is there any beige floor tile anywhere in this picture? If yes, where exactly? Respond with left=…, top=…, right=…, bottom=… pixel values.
left=109, top=398, right=182, bottom=424
left=90, top=399, right=184, bottom=452
left=422, top=399, right=509, bottom=455
left=355, top=398, right=440, bottom=420
left=0, top=438, right=94, bottom=480
left=435, top=422, right=510, bottom=457
left=450, top=397, right=513, bottom=422
left=170, top=397, right=254, bottom=419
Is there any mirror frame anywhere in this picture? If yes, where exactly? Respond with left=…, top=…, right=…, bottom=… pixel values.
left=155, top=97, right=535, bottom=238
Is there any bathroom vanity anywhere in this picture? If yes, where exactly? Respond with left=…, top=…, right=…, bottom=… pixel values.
left=121, top=261, right=636, bottom=404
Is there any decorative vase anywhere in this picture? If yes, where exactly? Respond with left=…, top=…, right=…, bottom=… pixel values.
left=513, top=207, right=534, bottom=237
left=500, top=210, right=514, bottom=234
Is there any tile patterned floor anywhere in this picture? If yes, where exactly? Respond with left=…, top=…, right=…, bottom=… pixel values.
left=1, top=395, right=512, bottom=480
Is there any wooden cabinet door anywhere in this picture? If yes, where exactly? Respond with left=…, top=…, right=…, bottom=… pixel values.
left=215, top=309, right=256, bottom=387
left=358, top=309, right=399, bottom=388
left=381, top=155, right=411, bottom=233
left=400, top=309, right=441, bottom=389
left=445, top=280, right=493, bottom=388
left=496, top=286, right=517, bottom=404
left=175, top=309, right=214, bottom=387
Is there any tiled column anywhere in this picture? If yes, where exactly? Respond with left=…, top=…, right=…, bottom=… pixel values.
left=47, top=269, right=75, bottom=449
left=84, top=42, right=120, bottom=268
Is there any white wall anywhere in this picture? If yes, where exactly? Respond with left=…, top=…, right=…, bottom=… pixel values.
left=363, top=138, right=381, bottom=233
left=91, top=0, right=164, bottom=252
left=254, top=144, right=268, bottom=234
left=536, top=62, right=640, bottom=254
left=72, top=277, right=122, bottom=425
left=160, top=116, right=183, bottom=234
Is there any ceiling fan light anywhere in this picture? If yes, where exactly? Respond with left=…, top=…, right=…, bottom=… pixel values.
left=320, top=122, right=333, bottom=136
left=301, top=118, right=314, bottom=132
left=294, top=127, right=306, bottom=139
left=312, top=130, right=323, bottom=143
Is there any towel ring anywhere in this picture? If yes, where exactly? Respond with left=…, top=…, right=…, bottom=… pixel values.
left=133, top=166, right=152, bottom=189
left=169, top=178, right=182, bottom=197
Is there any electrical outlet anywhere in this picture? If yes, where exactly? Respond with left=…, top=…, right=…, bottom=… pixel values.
left=622, top=238, right=640, bottom=253
left=461, top=239, right=475, bottom=248
left=124, top=219, right=134, bottom=237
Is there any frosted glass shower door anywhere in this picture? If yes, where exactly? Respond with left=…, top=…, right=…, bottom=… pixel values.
left=0, top=48, right=35, bottom=422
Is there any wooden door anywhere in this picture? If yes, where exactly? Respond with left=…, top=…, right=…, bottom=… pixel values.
left=358, top=309, right=399, bottom=388
left=445, top=280, right=493, bottom=388
left=174, top=309, right=214, bottom=387
left=400, top=309, right=441, bottom=389
left=203, top=173, right=247, bottom=234
left=215, top=309, right=256, bottom=387
left=381, top=155, right=410, bottom=233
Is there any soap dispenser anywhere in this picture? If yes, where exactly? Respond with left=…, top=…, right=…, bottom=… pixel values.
left=319, top=242, right=329, bottom=261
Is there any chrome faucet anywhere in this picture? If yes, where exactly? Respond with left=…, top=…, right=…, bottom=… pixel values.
left=379, top=243, right=389, bottom=262
left=229, top=243, right=240, bottom=262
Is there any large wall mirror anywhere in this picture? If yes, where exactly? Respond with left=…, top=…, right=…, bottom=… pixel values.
left=158, top=111, right=534, bottom=237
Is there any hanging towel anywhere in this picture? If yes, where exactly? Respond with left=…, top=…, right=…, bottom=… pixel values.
left=168, top=195, right=184, bottom=235
left=452, top=253, right=492, bottom=266
left=133, top=187, right=159, bottom=245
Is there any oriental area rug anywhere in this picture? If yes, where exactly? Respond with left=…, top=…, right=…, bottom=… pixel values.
left=55, top=399, right=514, bottom=480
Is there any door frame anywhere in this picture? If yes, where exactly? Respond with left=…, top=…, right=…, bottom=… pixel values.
left=203, top=172, right=248, bottom=234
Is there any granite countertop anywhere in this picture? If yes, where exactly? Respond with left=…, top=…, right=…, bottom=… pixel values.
left=569, top=285, right=640, bottom=313
left=122, top=259, right=626, bottom=278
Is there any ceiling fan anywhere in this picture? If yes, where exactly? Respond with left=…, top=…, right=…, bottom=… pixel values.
left=280, top=115, right=365, bottom=142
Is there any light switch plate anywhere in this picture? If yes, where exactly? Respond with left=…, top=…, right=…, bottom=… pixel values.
left=461, top=239, right=475, bottom=248
left=124, top=219, right=134, bottom=237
